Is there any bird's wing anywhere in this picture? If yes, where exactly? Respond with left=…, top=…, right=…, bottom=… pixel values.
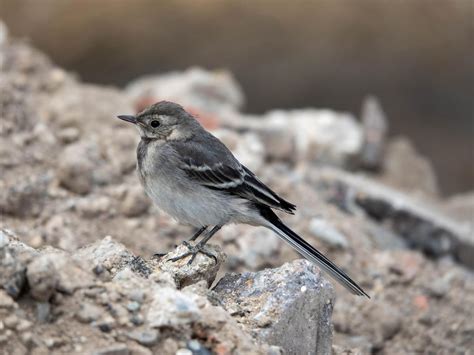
left=172, top=138, right=296, bottom=214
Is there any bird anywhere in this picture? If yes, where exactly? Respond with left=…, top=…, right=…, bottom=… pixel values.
left=117, top=101, right=369, bottom=297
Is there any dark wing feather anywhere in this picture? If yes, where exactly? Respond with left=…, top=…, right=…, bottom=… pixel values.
left=172, top=138, right=296, bottom=214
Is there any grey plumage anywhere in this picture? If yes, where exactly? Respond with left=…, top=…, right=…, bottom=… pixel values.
left=118, top=101, right=369, bottom=298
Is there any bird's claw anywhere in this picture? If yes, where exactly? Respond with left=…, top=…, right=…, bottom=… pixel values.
left=169, top=242, right=218, bottom=265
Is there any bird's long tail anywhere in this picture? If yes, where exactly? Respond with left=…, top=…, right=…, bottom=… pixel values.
left=260, top=206, right=370, bottom=298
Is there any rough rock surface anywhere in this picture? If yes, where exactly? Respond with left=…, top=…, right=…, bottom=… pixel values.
left=0, top=233, right=277, bottom=354
left=312, top=167, right=472, bottom=268
left=214, top=260, right=335, bottom=355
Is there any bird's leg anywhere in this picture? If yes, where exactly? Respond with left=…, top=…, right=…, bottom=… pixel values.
left=153, top=226, right=207, bottom=258
left=170, top=225, right=222, bottom=265
left=188, top=226, right=208, bottom=242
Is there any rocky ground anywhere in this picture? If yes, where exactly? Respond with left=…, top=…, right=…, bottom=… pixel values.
left=1, top=22, right=473, bottom=354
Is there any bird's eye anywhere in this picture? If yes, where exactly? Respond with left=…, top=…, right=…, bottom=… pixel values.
left=150, top=120, right=160, bottom=128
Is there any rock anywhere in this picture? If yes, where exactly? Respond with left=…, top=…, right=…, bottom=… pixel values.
left=186, top=339, right=211, bottom=355
left=442, top=192, right=474, bottom=225
left=146, top=286, right=201, bottom=328
left=43, top=215, right=79, bottom=252
left=257, top=126, right=295, bottom=161
left=119, top=186, right=150, bottom=217
left=359, top=95, right=388, bottom=170
left=126, top=67, right=245, bottom=115
left=0, top=174, right=50, bottom=217
left=0, top=230, right=37, bottom=299
left=333, top=301, right=401, bottom=350
left=93, top=344, right=130, bottom=355
left=57, top=140, right=101, bottom=194
left=76, top=195, right=112, bottom=218
left=227, top=225, right=282, bottom=269
left=57, top=126, right=80, bottom=143
left=26, top=250, right=95, bottom=301
left=309, top=218, right=349, bottom=249
left=265, top=109, right=363, bottom=166
left=73, top=236, right=141, bottom=276
left=127, top=329, right=159, bottom=347
left=315, top=168, right=472, bottom=268
left=214, top=259, right=335, bottom=355
left=156, top=243, right=226, bottom=288
left=0, top=290, right=15, bottom=308
left=36, top=302, right=51, bottom=323
left=381, top=137, right=439, bottom=197
left=76, top=302, right=104, bottom=323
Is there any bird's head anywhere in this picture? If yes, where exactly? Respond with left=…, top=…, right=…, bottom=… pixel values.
left=117, top=101, right=199, bottom=140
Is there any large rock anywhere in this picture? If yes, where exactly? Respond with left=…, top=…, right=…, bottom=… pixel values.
left=314, top=168, right=472, bottom=268
left=381, top=137, right=439, bottom=197
left=125, top=67, right=245, bottom=115
left=359, top=95, right=388, bottom=170
left=27, top=249, right=95, bottom=301
left=73, top=236, right=152, bottom=277
left=228, top=108, right=363, bottom=166
left=214, top=259, right=335, bottom=355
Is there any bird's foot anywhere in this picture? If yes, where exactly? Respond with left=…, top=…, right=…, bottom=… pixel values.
left=169, top=241, right=217, bottom=265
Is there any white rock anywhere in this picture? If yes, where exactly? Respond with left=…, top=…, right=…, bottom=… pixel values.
left=146, top=287, right=200, bottom=328
left=126, top=67, right=245, bottom=114
left=309, top=218, right=349, bottom=249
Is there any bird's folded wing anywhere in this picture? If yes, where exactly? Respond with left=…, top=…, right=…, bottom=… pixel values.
left=180, top=157, right=296, bottom=214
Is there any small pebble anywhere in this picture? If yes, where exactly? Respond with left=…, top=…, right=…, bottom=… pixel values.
left=128, top=329, right=159, bottom=347
left=176, top=349, right=192, bottom=355
left=127, top=301, right=141, bottom=312
left=16, top=319, right=32, bottom=331
left=4, top=315, right=18, bottom=329
left=36, top=302, right=51, bottom=323
left=130, top=314, right=144, bottom=326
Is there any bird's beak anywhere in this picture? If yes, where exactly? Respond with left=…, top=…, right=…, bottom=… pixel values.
left=117, top=115, right=137, bottom=124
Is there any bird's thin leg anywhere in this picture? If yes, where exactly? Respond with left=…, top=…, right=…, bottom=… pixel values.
left=196, top=225, right=222, bottom=247
left=188, top=226, right=208, bottom=242
left=170, top=225, right=223, bottom=265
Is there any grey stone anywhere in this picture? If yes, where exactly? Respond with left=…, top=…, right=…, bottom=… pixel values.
left=57, top=140, right=100, bottom=194
left=127, top=329, right=159, bottom=347
left=0, top=290, right=15, bottom=308
left=119, top=186, right=150, bottom=217
left=126, top=301, right=141, bottom=312
left=93, top=344, right=130, bottom=355
left=76, top=302, right=104, bottom=323
left=0, top=230, right=37, bottom=299
left=309, top=217, right=349, bottom=249
left=214, top=259, right=335, bottom=355
left=26, top=250, right=95, bottom=301
left=75, top=195, right=112, bottom=218
left=0, top=174, right=50, bottom=217
left=36, top=302, right=51, bottom=323
left=146, top=286, right=201, bottom=328
left=187, top=339, right=211, bottom=355
left=359, top=95, right=388, bottom=170
left=73, top=236, right=141, bottom=276
left=381, top=137, right=439, bottom=197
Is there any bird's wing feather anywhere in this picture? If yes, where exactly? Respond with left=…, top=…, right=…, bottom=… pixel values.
left=171, top=138, right=296, bottom=213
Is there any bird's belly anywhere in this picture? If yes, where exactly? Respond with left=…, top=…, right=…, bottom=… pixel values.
left=142, top=175, right=232, bottom=227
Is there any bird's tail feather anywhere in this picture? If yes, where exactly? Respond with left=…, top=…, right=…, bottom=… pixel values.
left=261, top=207, right=370, bottom=298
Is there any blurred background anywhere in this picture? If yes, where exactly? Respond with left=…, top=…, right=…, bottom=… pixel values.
left=1, top=0, right=472, bottom=195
